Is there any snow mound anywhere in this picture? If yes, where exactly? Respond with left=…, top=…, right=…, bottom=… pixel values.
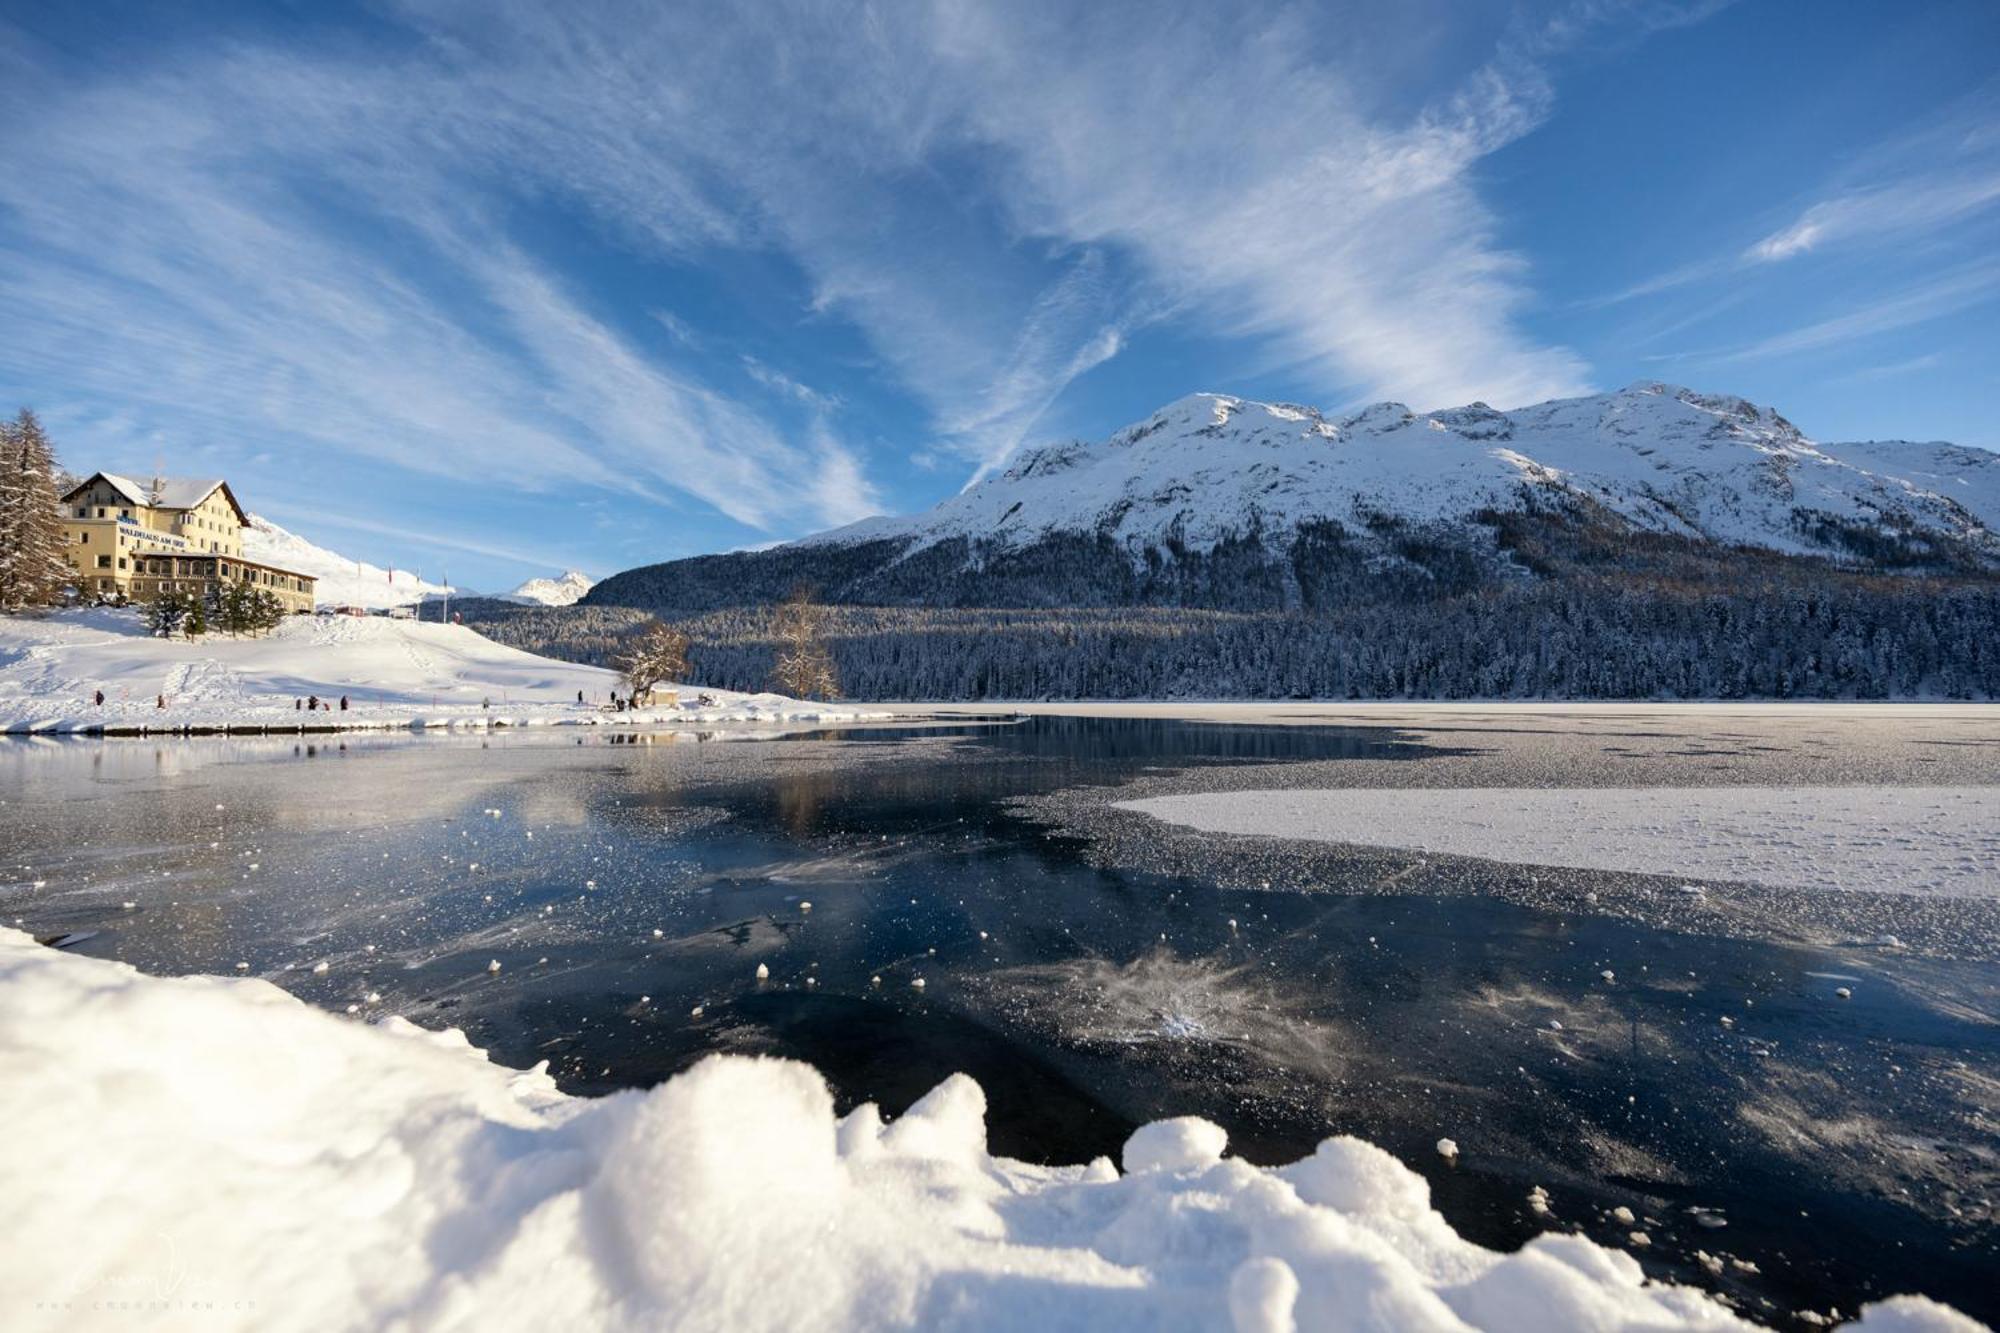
left=504, top=570, right=596, bottom=606
left=244, top=514, right=452, bottom=609
left=0, top=930, right=1978, bottom=1332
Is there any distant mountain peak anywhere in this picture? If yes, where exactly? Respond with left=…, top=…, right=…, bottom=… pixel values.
left=505, top=570, right=595, bottom=606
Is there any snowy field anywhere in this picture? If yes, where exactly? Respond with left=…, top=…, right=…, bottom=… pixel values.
left=0, top=928, right=1977, bottom=1333
left=1117, top=787, right=2000, bottom=897
left=0, top=609, right=880, bottom=733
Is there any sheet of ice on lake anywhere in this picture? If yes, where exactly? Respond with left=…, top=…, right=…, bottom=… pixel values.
left=1117, top=787, right=2000, bottom=896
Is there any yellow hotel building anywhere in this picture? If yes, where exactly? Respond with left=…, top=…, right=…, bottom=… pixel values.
left=61, top=473, right=317, bottom=614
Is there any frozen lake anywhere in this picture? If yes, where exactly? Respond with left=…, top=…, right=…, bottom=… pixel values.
left=2, top=710, right=1996, bottom=1324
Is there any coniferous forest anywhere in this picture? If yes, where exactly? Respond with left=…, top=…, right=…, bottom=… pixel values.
left=437, top=505, right=2000, bottom=700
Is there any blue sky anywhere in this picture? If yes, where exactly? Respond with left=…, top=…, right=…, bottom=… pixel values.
left=1, top=1, right=1996, bottom=591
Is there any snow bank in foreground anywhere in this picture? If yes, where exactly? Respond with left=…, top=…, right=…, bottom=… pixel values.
left=0, top=932, right=1977, bottom=1333
left=0, top=609, right=883, bottom=733
left=1118, top=787, right=2000, bottom=897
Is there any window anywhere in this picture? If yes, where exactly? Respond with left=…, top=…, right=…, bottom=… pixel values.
left=78, top=532, right=88, bottom=544
left=75, top=507, right=87, bottom=518
left=96, top=507, right=106, bottom=518
left=96, top=555, right=111, bottom=569
left=117, top=558, right=127, bottom=570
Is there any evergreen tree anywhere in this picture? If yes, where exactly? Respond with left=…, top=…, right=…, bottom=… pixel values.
left=254, top=587, right=284, bottom=634
left=219, top=580, right=250, bottom=637
left=0, top=408, right=72, bottom=611
left=182, top=587, right=208, bottom=639
left=147, top=588, right=187, bottom=638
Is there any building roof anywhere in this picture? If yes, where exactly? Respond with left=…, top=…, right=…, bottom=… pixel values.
left=64, top=473, right=250, bottom=525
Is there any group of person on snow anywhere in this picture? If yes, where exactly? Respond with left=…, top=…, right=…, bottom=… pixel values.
left=90, top=689, right=351, bottom=712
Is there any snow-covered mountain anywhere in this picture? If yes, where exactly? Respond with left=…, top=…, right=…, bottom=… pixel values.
left=244, top=515, right=452, bottom=610
left=503, top=570, right=595, bottom=606
left=810, top=383, right=2000, bottom=563
left=585, top=382, right=2000, bottom=620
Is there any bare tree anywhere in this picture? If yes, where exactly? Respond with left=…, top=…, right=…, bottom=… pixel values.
left=769, top=586, right=841, bottom=700
left=615, top=620, right=690, bottom=703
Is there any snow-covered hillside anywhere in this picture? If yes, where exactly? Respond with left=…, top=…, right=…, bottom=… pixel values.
left=0, top=609, right=878, bottom=733
left=0, top=932, right=1974, bottom=1333
left=809, top=384, right=2000, bottom=564
left=505, top=569, right=595, bottom=606
left=244, top=515, right=452, bottom=609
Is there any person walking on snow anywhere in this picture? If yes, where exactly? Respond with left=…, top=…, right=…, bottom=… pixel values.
left=155, top=694, right=165, bottom=710
left=93, top=690, right=104, bottom=706
left=339, top=695, right=349, bottom=711
left=308, top=694, right=319, bottom=711
left=295, top=698, right=303, bottom=711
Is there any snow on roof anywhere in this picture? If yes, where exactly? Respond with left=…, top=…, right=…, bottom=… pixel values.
left=70, top=472, right=248, bottom=523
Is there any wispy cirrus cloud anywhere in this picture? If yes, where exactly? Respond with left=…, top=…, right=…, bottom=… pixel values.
left=1603, top=85, right=2000, bottom=306
left=1664, top=261, right=2000, bottom=367
left=1847, top=352, right=1945, bottom=382
left=1745, top=173, right=2000, bottom=263
left=0, top=0, right=1725, bottom=557
left=0, top=24, right=880, bottom=537
left=388, top=0, right=1673, bottom=446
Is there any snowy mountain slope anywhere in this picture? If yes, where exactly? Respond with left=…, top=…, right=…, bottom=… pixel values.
left=806, top=383, right=2000, bottom=565
left=245, top=515, right=452, bottom=609
left=504, top=570, right=595, bottom=606
left=1810, top=438, right=2000, bottom=537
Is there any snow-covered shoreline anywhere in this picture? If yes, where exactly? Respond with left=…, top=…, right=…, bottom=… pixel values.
left=0, top=929, right=1979, bottom=1333
left=0, top=608, right=885, bottom=735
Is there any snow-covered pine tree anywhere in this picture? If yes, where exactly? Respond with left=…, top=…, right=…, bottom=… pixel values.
left=182, top=586, right=207, bottom=639
left=217, top=580, right=253, bottom=637
left=0, top=409, right=72, bottom=611
left=148, top=588, right=187, bottom=638
left=254, top=587, right=284, bottom=634
left=0, top=418, right=19, bottom=607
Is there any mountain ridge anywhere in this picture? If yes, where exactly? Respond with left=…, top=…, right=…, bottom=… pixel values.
left=798, top=382, right=2000, bottom=566
left=584, top=382, right=2000, bottom=620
